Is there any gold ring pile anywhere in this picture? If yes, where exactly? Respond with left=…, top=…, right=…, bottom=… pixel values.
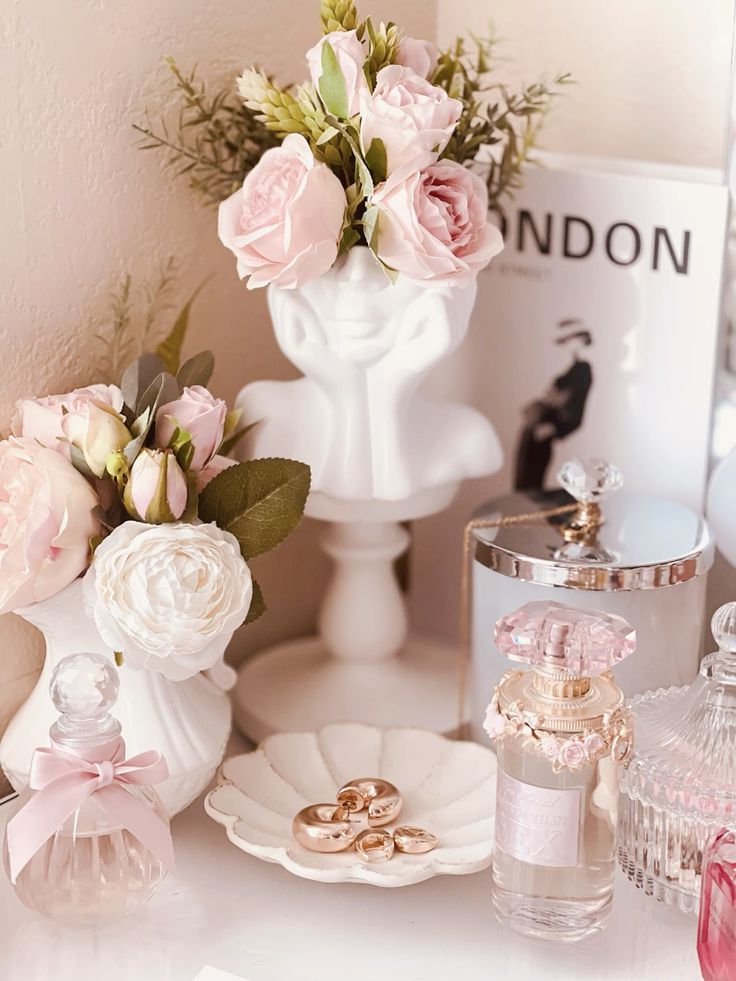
left=291, top=776, right=439, bottom=863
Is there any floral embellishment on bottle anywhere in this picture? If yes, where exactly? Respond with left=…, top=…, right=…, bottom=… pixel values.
left=484, top=682, right=632, bottom=772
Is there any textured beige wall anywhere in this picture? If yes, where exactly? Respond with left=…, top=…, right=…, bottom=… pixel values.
left=436, top=0, right=734, bottom=169
left=0, top=0, right=435, bottom=774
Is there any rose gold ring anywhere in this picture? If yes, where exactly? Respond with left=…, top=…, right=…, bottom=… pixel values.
left=337, top=778, right=403, bottom=827
left=292, top=803, right=355, bottom=853
left=354, top=829, right=395, bottom=863
left=392, top=826, right=439, bottom=854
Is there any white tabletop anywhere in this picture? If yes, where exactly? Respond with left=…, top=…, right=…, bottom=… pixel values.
left=0, top=741, right=702, bottom=981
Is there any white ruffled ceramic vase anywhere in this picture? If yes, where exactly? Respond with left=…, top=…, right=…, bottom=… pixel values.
left=0, top=578, right=231, bottom=817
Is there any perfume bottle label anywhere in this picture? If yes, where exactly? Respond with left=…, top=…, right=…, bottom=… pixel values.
left=495, top=768, right=581, bottom=868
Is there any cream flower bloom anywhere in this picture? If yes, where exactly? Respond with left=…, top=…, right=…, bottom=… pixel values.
left=83, top=521, right=253, bottom=681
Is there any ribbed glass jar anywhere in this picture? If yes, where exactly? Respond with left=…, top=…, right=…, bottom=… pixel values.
left=618, top=603, right=736, bottom=913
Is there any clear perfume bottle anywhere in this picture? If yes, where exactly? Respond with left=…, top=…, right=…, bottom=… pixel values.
left=3, top=653, right=169, bottom=922
left=619, top=603, right=736, bottom=913
left=698, top=827, right=736, bottom=981
left=486, top=601, right=635, bottom=942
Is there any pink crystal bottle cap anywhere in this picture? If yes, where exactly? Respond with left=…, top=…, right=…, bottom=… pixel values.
left=494, top=601, right=636, bottom=676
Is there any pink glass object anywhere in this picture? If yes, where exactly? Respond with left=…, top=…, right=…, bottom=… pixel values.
left=698, top=828, right=736, bottom=981
left=2, top=653, right=169, bottom=923
left=494, top=600, right=636, bottom=676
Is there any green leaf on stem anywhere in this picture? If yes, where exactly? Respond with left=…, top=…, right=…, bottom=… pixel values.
left=245, top=579, right=266, bottom=624
left=177, top=351, right=214, bottom=389
left=318, top=41, right=349, bottom=119
left=198, top=458, right=311, bottom=559
left=365, top=137, right=387, bottom=183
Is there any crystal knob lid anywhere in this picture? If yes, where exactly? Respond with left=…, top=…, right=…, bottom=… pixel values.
left=50, top=653, right=119, bottom=719
left=494, top=601, right=636, bottom=676
left=557, top=458, right=623, bottom=504
left=712, top=602, right=736, bottom=653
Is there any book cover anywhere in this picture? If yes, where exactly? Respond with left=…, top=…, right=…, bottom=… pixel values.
left=412, top=155, right=730, bottom=637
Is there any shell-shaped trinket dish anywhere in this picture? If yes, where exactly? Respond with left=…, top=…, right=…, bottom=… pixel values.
left=204, top=723, right=496, bottom=887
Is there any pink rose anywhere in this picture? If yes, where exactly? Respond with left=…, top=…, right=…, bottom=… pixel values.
left=370, top=158, right=503, bottom=284
left=218, top=134, right=347, bottom=290
left=12, top=384, right=130, bottom=478
left=583, top=732, right=607, bottom=759
left=482, top=704, right=507, bottom=740
left=197, top=454, right=237, bottom=491
left=307, top=29, right=367, bottom=117
left=156, top=385, right=227, bottom=472
left=557, top=738, right=587, bottom=770
left=0, top=437, right=100, bottom=613
left=359, top=65, right=461, bottom=176
left=395, top=37, right=438, bottom=79
left=541, top=734, right=560, bottom=760
left=123, top=449, right=188, bottom=523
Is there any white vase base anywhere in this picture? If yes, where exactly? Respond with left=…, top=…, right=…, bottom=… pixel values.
left=232, top=636, right=464, bottom=742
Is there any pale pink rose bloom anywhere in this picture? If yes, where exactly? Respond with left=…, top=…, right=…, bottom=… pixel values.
left=557, top=739, right=587, bottom=770
left=197, top=454, right=237, bottom=491
left=482, top=704, right=507, bottom=739
left=371, top=157, right=504, bottom=284
left=360, top=65, right=462, bottom=176
left=395, top=37, right=438, bottom=79
left=218, top=134, right=347, bottom=290
left=0, top=437, right=100, bottom=614
left=12, top=384, right=130, bottom=478
left=306, top=29, right=367, bottom=117
left=583, top=732, right=607, bottom=758
left=541, top=734, right=560, bottom=760
left=156, top=385, right=227, bottom=472
left=124, top=449, right=188, bottom=522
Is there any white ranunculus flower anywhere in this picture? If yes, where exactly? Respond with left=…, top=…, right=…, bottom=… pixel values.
left=83, top=521, right=253, bottom=681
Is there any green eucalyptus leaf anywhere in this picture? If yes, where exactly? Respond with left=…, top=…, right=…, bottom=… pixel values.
left=120, top=353, right=165, bottom=411
left=181, top=470, right=199, bottom=523
left=244, top=579, right=266, bottom=624
left=177, top=351, right=214, bottom=390
left=218, top=420, right=259, bottom=458
left=318, top=41, right=349, bottom=119
left=362, top=205, right=381, bottom=253
left=198, top=458, right=311, bottom=559
left=316, top=125, right=341, bottom=145
left=137, top=372, right=180, bottom=421
left=365, top=137, right=387, bottom=183
left=155, top=281, right=208, bottom=375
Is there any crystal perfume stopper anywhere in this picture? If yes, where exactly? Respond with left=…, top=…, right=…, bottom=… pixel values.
left=49, top=653, right=119, bottom=720
left=558, top=458, right=623, bottom=503
left=711, top=603, right=736, bottom=653
left=494, top=601, right=635, bottom=677
left=557, top=459, right=623, bottom=545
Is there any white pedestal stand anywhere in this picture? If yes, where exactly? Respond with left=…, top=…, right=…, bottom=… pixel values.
left=234, top=489, right=463, bottom=741
left=232, top=247, right=502, bottom=740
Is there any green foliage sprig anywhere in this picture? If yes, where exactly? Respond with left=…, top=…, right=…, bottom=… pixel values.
left=133, top=57, right=279, bottom=208
left=95, top=258, right=178, bottom=382
left=134, top=11, right=569, bottom=215
left=433, top=32, right=571, bottom=210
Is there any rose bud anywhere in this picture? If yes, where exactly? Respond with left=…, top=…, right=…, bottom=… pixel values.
left=155, top=386, right=227, bottom=473
left=123, top=448, right=188, bottom=523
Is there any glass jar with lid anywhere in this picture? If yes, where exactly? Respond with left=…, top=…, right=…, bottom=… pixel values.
left=468, top=458, right=713, bottom=741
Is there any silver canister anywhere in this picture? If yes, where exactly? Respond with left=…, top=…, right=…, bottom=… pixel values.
left=469, top=459, right=713, bottom=742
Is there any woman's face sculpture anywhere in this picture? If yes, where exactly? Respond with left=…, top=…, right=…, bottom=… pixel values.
left=296, top=249, right=428, bottom=364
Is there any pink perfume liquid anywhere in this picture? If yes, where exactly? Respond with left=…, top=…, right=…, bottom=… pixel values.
left=698, top=828, right=736, bottom=981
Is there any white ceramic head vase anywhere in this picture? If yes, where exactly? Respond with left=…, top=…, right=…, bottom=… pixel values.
left=237, top=247, right=501, bottom=515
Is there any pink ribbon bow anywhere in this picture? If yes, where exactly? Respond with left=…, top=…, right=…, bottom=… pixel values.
left=6, top=736, right=175, bottom=884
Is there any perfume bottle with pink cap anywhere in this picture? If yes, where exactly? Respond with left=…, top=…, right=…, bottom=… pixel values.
left=484, top=600, right=635, bottom=942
